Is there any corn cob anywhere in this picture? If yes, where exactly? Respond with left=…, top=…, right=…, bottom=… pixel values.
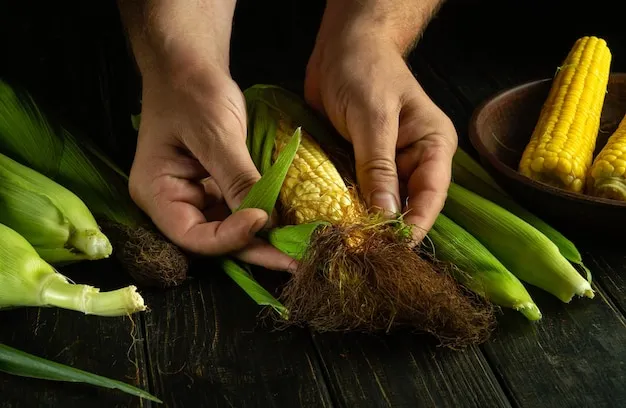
left=273, top=118, right=364, bottom=225
left=587, top=113, right=626, bottom=200
left=0, top=151, right=112, bottom=263
left=453, top=148, right=592, bottom=282
left=428, top=213, right=541, bottom=321
left=443, top=182, right=593, bottom=303
left=244, top=84, right=495, bottom=347
left=0, top=222, right=145, bottom=316
left=518, top=36, right=611, bottom=193
left=0, top=80, right=188, bottom=287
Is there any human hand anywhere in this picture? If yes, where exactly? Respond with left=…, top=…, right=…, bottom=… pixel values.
left=118, top=0, right=295, bottom=272
left=128, top=68, right=296, bottom=272
left=304, top=3, right=457, bottom=242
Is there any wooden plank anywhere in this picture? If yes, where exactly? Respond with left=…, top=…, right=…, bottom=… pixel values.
left=0, top=260, right=152, bottom=408
left=311, top=333, right=511, bottom=408
left=142, top=265, right=334, bottom=408
left=414, top=5, right=626, bottom=407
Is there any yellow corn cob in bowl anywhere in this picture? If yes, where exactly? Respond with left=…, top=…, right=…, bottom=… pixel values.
left=518, top=36, right=612, bottom=193
left=587, top=113, right=626, bottom=200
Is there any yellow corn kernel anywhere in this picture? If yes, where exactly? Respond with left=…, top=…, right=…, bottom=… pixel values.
left=273, top=119, right=364, bottom=225
left=587, top=114, right=626, bottom=200
left=518, top=36, right=612, bottom=193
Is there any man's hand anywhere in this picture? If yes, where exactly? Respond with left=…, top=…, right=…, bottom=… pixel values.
left=117, top=0, right=296, bottom=272
left=304, top=0, right=456, bottom=242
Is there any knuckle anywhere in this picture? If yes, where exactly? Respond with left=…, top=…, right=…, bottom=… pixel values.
left=359, top=156, right=398, bottom=181
left=225, top=170, right=259, bottom=203
left=128, top=169, right=146, bottom=208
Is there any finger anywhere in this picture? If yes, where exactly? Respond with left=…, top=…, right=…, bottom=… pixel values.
left=349, top=101, right=402, bottom=216
left=399, top=137, right=457, bottom=242
left=186, top=100, right=263, bottom=211
left=232, top=237, right=299, bottom=273
left=136, top=166, right=269, bottom=255
left=153, top=198, right=268, bottom=255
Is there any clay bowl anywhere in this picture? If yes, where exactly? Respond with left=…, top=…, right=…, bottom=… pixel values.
left=468, top=73, right=626, bottom=238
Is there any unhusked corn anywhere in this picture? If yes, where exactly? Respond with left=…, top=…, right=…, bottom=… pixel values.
left=518, top=36, right=612, bottom=193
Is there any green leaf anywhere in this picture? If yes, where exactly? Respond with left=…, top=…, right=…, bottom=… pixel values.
left=220, top=257, right=289, bottom=319
left=0, top=343, right=162, bottom=403
left=131, top=114, right=141, bottom=132
left=236, top=127, right=301, bottom=215
left=267, top=222, right=328, bottom=261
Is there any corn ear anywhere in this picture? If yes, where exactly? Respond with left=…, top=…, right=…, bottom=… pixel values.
left=452, top=148, right=591, bottom=282
left=587, top=113, right=626, bottom=199
left=518, top=36, right=611, bottom=192
left=0, top=151, right=112, bottom=262
left=443, top=183, right=593, bottom=303
left=0, top=81, right=143, bottom=227
left=0, top=223, right=144, bottom=316
left=429, top=214, right=541, bottom=321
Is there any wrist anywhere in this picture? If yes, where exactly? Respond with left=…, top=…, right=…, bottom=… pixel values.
left=316, top=0, right=443, bottom=55
left=118, top=0, right=235, bottom=86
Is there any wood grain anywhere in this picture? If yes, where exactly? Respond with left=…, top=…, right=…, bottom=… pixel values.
left=142, top=264, right=333, bottom=408
left=312, top=332, right=511, bottom=408
left=0, top=260, right=152, bottom=408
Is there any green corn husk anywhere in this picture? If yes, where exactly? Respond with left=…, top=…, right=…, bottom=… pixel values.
left=0, top=343, right=161, bottom=403
left=428, top=214, right=541, bottom=321
left=0, top=79, right=189, bottom=288
left=0, top=151, right=112, bottom=263
left=267, top=221, right=329, bottom=261
left=443, top=182, right=594, bottom=303
left=452, top=148, right=592, bottom=282
left=214, top=127, right=303, bottom=316
left=0, top=222, right=145, bottom=316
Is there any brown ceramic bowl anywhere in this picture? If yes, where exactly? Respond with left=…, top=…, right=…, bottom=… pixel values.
left=468, top=73, right=626, bottom=238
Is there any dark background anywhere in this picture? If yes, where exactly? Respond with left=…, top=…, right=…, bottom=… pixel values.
left=1, top=1, right=626, bottom=407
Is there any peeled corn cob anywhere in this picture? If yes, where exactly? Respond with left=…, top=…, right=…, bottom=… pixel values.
left=587, top=113, right=626, bottom=200
left=518, top=36, right=612, bottom=193
left=273, top=118, right=364, bottom=225
left=0, top=151, right=112, bottom=263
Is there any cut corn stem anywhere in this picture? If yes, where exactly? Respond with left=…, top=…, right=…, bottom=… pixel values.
left=443, top=183, right=594, bottom=303
left=429, top=213, right=541, bottom=321
left=40, top=276, right=145, bottom=316
left=0, top=223, right=145, bottom=316
left=452, top=148, right=592, bottom=282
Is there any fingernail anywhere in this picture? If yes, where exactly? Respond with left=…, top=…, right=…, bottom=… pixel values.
left=369, top=191, right=400, bottom=215
left=249, top=216, right=267, bottom=236
left=287, top=260, right=299, bottom=273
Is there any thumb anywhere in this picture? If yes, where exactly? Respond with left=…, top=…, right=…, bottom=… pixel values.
left=351, top=106, right=402, bottom=216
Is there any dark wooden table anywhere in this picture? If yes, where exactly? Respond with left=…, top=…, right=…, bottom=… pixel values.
left=2, top=1, right=625, bottom=407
